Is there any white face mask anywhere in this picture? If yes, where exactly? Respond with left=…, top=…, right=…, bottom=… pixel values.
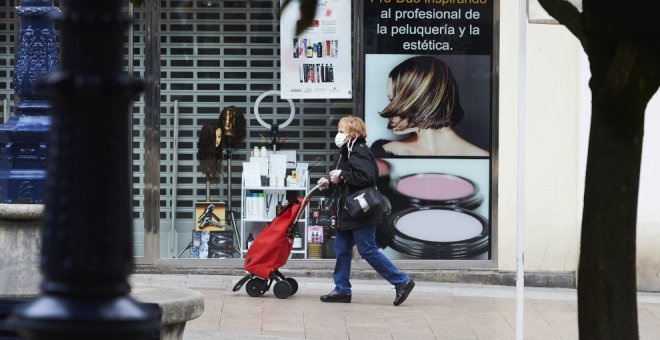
left=334, top=132, right=348, bottom=148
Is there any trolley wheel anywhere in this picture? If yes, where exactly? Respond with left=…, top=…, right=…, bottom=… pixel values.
left=286, top=277, right=299, bottom=295
left=246, top=278, right=267, bottom=297
left=273, top=280, right=293, bottom=299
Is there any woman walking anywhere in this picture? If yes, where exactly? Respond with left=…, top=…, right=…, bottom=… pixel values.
left=318, top=116, right=414, bottom=306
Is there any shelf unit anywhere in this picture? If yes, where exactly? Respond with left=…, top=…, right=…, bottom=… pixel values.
left=240, top=177, right=310, bottom=258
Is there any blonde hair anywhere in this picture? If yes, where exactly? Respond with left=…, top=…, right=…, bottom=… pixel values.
left=338, top=116, right=367, bottom=139
left=379, top=56, right=463, bottom=129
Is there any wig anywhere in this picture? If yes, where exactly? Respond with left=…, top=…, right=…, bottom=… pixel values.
left=197, top=122, right=223, bottom=182
left=219, top=105, right=246, bottom=149
left=379, top=56, right=464, bottom=130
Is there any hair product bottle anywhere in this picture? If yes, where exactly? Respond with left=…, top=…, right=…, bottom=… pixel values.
left=306, top=42, right=313, bottom=58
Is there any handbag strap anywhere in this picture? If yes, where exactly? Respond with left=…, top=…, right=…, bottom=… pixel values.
left=337, top=144, right=379, bottom=189
left=359, top=144, right=379, bottom=189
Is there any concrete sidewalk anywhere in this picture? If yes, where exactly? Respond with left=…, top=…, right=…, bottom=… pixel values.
left=130, top=274, right=660, bottom=340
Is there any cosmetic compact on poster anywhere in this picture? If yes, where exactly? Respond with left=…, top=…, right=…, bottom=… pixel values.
left=374, top=158, right=490, bottom=260
left=194, top=202, right=227, bottom=231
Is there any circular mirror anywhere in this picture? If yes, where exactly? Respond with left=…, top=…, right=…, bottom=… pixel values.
left=253, top=90, right=296, bottom=130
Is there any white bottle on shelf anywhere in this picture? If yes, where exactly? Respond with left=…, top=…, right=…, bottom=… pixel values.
left=245, top=193, right=252, bottom=219
left=249, top=193, right=257, bottom=219
left=253, top=193, right=260, bottom=219
left=293, top=227, right=302, bottom=249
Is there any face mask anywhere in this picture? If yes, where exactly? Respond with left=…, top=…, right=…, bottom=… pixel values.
left=334, top=132, right=348, bottom=148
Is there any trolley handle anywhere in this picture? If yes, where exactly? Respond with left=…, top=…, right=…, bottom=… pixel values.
left=290, top=183, right=327, bottom=228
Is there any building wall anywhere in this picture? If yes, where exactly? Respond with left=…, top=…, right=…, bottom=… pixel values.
left=504, top=2, right=660, bottom=291
left=524, top=23, right=581, bottom=272
left=497, top=1, right=581, bottom=273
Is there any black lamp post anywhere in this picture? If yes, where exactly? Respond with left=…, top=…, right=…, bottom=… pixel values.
left=8, top=0, right=159, bottom=338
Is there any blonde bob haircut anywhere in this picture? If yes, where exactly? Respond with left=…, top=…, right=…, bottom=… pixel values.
left=338, top=116, right=367, bottom=139
left=379, top=56, right=464, bottom=130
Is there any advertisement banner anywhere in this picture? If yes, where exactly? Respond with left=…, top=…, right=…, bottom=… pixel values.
left=280, top=0, right=353, bottom=99
left=362, top=0, right=494, bottom=260
left=363, top=1, right=493, bottom=55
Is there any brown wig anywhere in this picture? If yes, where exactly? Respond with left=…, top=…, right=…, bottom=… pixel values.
left=379, top=56, right=464, bottom=130
left=197, top=122, right=223, bottom=182
left=218, top=105, right=246, bottom=149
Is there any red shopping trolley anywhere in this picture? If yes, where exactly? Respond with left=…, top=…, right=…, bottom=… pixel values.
left=232, top=184, right=323, bottom=299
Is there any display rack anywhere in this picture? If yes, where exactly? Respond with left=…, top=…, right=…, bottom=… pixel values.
left=240, top=175, right=310, bottom=258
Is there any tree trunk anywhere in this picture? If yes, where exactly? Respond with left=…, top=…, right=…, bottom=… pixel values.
left=579, top=103, right=641, bottom=339
left=578, top=52, right=651, bottom=340
left=536, top=2, right=660, bottom=339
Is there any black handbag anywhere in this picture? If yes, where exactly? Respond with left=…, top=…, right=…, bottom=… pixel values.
left=346, top=144, right=386, bottom=218
left=337, top=145, right=383, bottom=219
left=345, top=186, right=382, bottom=218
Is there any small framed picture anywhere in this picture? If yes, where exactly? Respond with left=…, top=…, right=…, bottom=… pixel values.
left=194, top=202, right=226, bottom=231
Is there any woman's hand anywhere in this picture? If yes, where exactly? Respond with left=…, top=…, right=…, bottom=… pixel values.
left=329, top=170, right=342, bottom=184
left=317, top=177, right=330, bottom=188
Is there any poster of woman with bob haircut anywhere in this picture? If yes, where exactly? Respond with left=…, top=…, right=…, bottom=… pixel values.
left=365, top=54, right=491, bottom=158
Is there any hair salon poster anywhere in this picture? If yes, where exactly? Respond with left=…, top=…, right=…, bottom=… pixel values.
left=280, top=0, right=353, bottom=99
left=362, top=1, right=494, bottom=260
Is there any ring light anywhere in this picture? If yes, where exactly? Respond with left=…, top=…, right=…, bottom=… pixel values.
left=253, top=90, right=295, bottom=130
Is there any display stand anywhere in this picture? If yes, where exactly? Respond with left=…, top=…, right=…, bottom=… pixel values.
left=224, top=147, right=241, bottom=257
left=205, top=173, right=211, bottom=201
left=240, top=174, right=310, bottom=258
left=175, top=239, right=193, bottom=258
left=180, top=106, right=245, bottom=258
left=175, top=159, right=237, bottom=259
left=236, top=91, right=300, bottom=258
left=174, top=173, right=213, bottom=258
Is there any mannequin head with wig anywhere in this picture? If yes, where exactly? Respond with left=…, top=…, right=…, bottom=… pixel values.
left=197, top=122, right=223, bottom=182
left=219, top=105, right=246, bottom=149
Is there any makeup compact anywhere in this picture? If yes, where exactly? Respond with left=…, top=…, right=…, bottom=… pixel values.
left=373, top=162, right=490, bottom=259
left=391, top=173, right=483, bottom=210
left=387, top=206, right=489, bottom=259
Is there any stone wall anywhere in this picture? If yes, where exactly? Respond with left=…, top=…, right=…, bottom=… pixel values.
left=0, top=204, right=42, bottom=296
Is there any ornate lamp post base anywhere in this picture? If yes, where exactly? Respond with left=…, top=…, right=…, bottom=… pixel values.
left=0, top=0, right=57, bottom=204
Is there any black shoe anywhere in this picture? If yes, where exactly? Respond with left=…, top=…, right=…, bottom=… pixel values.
left=320, top=290, right=351, bottom=303
left=393, top=279, right=415, bottom=306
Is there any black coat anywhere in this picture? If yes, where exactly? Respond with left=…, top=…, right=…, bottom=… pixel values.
left=329, top=138, right=383, bottom=231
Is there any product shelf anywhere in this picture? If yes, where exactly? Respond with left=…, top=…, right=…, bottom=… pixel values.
left=240, top=174, right=310, bottom=259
